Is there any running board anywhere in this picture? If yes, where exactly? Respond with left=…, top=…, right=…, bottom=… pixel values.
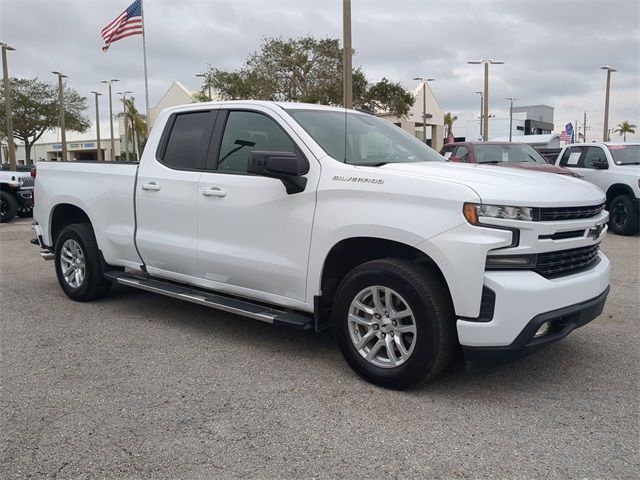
left=104, top=271, right=313, bottom=330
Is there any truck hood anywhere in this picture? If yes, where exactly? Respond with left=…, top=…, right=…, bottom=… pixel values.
left=376, top=161, right=605, bottom=207
left=493, top=162, right=578, bottom=177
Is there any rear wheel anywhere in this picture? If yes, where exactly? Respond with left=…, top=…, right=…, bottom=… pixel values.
left=332, top=258, right=456, bottom=390
left=609, top=195, right=639, bottom=236
left=54, top=223, right=112, bottom=301
left=0, top=191, right=18, bottom=223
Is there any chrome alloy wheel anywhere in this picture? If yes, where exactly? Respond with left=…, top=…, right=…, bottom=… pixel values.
left=59, top=239, right=86, bottom=288
left=348, top=286, right=417, bottom=368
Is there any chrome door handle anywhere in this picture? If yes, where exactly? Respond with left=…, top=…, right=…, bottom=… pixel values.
left=141, top=182, right=161, bottom=191
left=202, top=187, right=226, bottom=198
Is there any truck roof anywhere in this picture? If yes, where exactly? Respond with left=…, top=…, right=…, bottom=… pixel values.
left=562, top=141, right=640, bottom=147
left=162, top=100, right=361, bottom=115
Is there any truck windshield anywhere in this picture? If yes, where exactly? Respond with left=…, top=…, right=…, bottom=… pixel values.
left=607, top=145, right=640, bottom=165
left=286, top=109, right=444, bottom=165
left=474, top=144, right=547, bottom=164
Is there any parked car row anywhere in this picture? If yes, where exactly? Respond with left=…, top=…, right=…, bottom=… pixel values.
left=0, top=170, right=34, bottom=223
left=440, top=141, right=640, bottom=236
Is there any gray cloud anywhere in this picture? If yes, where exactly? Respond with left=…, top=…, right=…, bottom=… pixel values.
left=1, top=0, right=638, bottom=141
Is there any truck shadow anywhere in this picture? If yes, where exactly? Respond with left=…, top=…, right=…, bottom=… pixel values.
left=104, top=285, right=604, bottom=398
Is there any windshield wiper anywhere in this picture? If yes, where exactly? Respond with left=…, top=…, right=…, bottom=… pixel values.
left=356, top=162, right=389, bottom=167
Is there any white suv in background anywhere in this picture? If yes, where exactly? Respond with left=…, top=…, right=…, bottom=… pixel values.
left=555, top=142, right=640, bottom=235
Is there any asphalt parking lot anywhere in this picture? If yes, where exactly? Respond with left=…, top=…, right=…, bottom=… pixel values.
left=1, top=218, right=638, bottom=479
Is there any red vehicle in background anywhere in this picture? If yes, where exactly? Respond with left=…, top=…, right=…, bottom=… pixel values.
left=440, top=142, right=580, bottom=177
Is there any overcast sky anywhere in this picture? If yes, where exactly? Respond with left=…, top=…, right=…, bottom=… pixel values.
left=1, top=0, right=639, bottom=142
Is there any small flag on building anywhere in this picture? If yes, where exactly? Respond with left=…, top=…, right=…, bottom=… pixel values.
left=101, top=0, right=143, bottom=51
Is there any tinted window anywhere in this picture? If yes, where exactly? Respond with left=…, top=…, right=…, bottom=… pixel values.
left=162, top=111, right=213, bottom=170
left=441, top=145, right=455, bottom=159
left=559, top=146, right=583, bottom=167
left=582, top=147, right=607, bottom=168
left=218, top=111, right=295, bottom=174
left=455, top=146, right=469, bottom=161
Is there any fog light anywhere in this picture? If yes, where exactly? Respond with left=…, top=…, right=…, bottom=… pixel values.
left=534, top=321, right=551, bottom=338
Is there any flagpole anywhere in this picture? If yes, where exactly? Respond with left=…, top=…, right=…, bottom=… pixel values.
left=141, top=0, right=151, bottom=135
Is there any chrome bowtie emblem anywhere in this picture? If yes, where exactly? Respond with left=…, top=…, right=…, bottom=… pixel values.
left=587, top=224, right=604, bottom=240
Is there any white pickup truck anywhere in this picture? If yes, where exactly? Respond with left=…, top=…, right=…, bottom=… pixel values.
left=555, top=142, right=640, bottom=235
left=33, top=101, right=611, bottom=389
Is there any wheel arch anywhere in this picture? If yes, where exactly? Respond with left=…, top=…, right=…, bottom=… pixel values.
left=605, top=183, right=634, bottom=207
left=316, top=236, right=453, bottom=331
left=50, top=203, right=93, bottom=247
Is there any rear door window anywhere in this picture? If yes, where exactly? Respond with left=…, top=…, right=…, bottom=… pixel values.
left=160, top=111, right=216, bottom=170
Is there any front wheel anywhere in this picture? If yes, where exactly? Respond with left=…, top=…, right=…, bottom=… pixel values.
left=54, top=223, right=112, bottom=301
left=332, top=258, right=456, bottom=390
left=0, top=191, right=18, bottom=223
left=609, top=195, right=639, bottom=236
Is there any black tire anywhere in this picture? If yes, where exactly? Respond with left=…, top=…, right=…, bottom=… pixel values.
left=54, top=223, right=112, bottom=301
left=0, top=191, right=18, bottom=223
left=332, top=258, right=456, bottom=390
left=609, top=194, right=639, bottom=236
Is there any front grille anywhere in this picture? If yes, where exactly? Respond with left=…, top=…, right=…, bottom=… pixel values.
left=18, top=176, right=34, bottom=188
left=539, top=203, right=605, bottom=221
left=535, top=244, right=600, bottom=278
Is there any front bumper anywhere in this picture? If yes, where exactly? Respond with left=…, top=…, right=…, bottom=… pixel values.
left=457, top=251, right=610, bottom=348
left=463, top=286, right=609, bottom=363
left=16, top=187, right=33, bottom=209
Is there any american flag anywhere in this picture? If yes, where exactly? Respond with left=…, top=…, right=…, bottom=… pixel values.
left=101, top=0, right=143, bottom=51
left=559, top=130, right=571, bottom=142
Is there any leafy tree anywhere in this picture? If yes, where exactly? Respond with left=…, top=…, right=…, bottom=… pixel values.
left=613, top=120, right=637, bottom=141
left=116, top=96, right=148, bottom=157
left=444, top=112, right=458, bottom=139
left=200, top=36, right=414, bottom=117
left=0, top=77, right=90, bottom=165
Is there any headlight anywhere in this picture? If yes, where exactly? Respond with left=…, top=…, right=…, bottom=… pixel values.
left=463, top=203, right=534, bottom=224
left=485, top=254, right=536, bottom=269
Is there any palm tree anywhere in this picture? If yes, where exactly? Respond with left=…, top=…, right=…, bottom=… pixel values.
left=613, top=121, right=637, bottom=142
left=116, top=97, right=148, bottom=158
left=444, top=112, right=458, bottom=139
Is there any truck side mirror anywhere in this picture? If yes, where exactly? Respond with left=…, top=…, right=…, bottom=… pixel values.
left=592, top=158, right=608, bottom=169
left=247, top=150, right=308, bottom=194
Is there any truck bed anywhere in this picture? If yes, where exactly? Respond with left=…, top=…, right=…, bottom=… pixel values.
left=34, top=161, right=142, bottom=269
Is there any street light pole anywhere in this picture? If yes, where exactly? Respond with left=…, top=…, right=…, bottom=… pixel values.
left=1, top=42, right=16, bottom=170
left=117, top=90, right=132, bottom=161
left=475, top=91, right=483, bottom=138
left=196, top=73, right=212, bottom=100
left=101, top=79, right=119, bottom=160
left=52, top=71, right=68, bottom=161
left=91, top=91, right=102, bottom=161
left=507, top=97, right=517, bottom=142
left=468, top=59, right=505, bottom=141
left=343, top=0, right=353, bottom=109
left=601, top=66, right=616, bottom=142
left=413, top=77, right=435, bottom=142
